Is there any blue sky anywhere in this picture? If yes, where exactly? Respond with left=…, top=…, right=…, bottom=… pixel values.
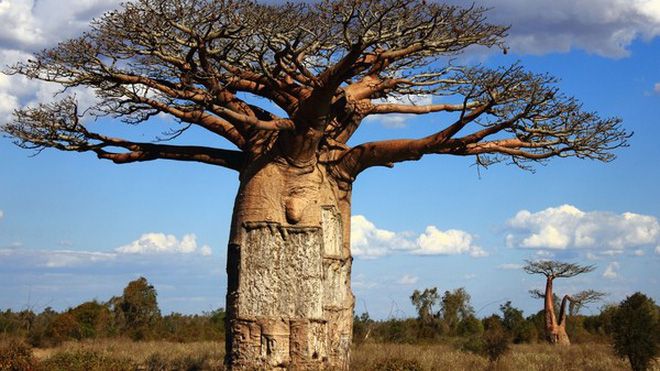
left=1, top=0, right=659, bottom=319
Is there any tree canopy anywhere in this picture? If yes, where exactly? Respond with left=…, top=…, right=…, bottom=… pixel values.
left=3, top=0, right=629, bottom=180
left=524, top=260, right=596, bottom=279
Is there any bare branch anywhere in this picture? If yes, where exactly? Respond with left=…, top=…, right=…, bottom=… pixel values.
left=3, top=97, right=245, bottom=171
left=335, top=65, right=629, bottom=178
left=568, top=290, right=607, bottom=316
left=2, top=0, right=629, bottom=174
left=523, top=260, right=596, bottom=279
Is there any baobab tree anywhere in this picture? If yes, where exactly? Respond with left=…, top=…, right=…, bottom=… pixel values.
left=2, top=0, right=629, bottom=369
left=525, top=260, right=604, bottom=345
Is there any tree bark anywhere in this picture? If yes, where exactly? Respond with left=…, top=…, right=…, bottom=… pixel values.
left=225, top=155, right=354, bottom=370
left=543, top=277, right=570, bottom=345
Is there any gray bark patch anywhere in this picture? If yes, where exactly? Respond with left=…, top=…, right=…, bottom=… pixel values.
left=238, top=224, right=323, bottom=319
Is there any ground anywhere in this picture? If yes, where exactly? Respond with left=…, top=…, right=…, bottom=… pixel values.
left=12, top=340, right=657, bottom=370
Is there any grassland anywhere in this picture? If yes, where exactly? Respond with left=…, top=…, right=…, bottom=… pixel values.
left=2, top=339, right=656, bottom=371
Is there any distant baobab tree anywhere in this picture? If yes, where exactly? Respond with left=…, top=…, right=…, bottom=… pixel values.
left=525, top=260, right=605, bottom=345
left=3, top=0, right=629, bottom=368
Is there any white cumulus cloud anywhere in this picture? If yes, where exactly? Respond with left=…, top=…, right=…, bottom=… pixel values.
left=116, top=233, right=212, bottom=256
left=351, top=215, right=485, bottom=259
left=350, top=215, right=414, bottom=258
left=0, top=0, right=119, bottom=124
left=397, top=274, right=419, bottom=285
left=506, top=205, right=659, bottom=253
left=469, top=0, right=660, bottom=58
left=413, top=226, right=486, bottom=257
left=603, top=261, right=620, bottom=279
left=654, top=82, right=660, bottom=94
left=0, top=209, right=4, bottom=219
left=0, top=0, right=121, bottom=50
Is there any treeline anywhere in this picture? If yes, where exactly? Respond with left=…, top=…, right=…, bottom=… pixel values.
left=353, top=287, right=646, bottom=346
left=0, top=277, right=225, bottom=347
left=1, top=278, right=656, bottom=355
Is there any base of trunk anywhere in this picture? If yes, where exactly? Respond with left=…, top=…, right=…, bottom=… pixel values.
left=226, top=222, right=353, bottom=370
left=549, top=325, right=570, bottom=345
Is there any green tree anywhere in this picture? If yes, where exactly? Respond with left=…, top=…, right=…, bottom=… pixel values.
left=441, top=288, right=474, bottom=336
left=499, top=301, right=534, bottom=343
left=411, top=288, right=440, bottom=323
left=467, top=314, right=511, bottom=363
left=47, top=312, right=82, bottom=344
left=117, top=277, right=161, bottom=340
left=69, top=301, right=111, bottom=339
left=612, top=293, right=659, bottom=371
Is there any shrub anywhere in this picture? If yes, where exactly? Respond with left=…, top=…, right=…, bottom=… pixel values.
left=611, top=292, right=659, bottom=371
left=477, top=315, right=511, bottom=363
left=371, top=357, right=422, bottom=371
left=460, top=335, right=484, bottom=354
left=481, top=326, right=510, bottom=363
left=0, top=339, right=35, bottom=371
left=458, top=315, right=484, bottom=337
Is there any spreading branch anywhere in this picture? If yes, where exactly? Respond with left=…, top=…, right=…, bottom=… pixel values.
left=524, top=260, right=596, bottom=279
left=2, top=0, right=629, bottom=177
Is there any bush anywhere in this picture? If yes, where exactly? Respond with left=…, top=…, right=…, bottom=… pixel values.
left=611, top=292, right=659, bottom=371
left=0, top=339, right=35, bottom=371
left=458, top=315, right=483, bottom=337
left=482, top=326, right=510, bottom=363
left=460, top=316, right=510, bottom=363
left=371, top=357, right=422, bottom=371
left=460, top=335, right=484, bottom=354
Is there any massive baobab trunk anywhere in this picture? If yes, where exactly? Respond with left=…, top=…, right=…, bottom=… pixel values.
left=225, top=157, right=353, bottom=369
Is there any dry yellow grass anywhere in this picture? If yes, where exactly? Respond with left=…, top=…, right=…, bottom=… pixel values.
left=25, top=339, right=659, bottom=370
left=351, top=342, right=656, bottom=371
left=32, top=339, right=225, bottom=370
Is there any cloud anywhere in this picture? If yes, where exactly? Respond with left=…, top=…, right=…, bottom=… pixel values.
left=0, top=49, right=98, bottom=124
left=0, top=0, right=118, bottom=124
left=351, top=215, right=485, bottom=259
left=199, top=245, right=213, bottom=257
left=364, top=95, right=433, bottom=128
left=0, top=0, right=121, bottom=50
left=603, top=261, right=620, bottom=279
left=470, top=0, right=660, bottom=58
left=654, top=83, right=660, bottom=94
left=505, top=205, right=659, bottom=252
left=497, top=263, right=524, bottom=270
left=0, top=209, right=3, bottom=219
left=0, top=248, right=116, bottom=268
left=116, top=233, right=212, bottom=256
left=397, top=274, right=419, bottom=285
left=42, top=250, right=116, bottom=268
left=413, top=226, right=487, bottom=257
left=350, top=215, right=414, bottom=258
